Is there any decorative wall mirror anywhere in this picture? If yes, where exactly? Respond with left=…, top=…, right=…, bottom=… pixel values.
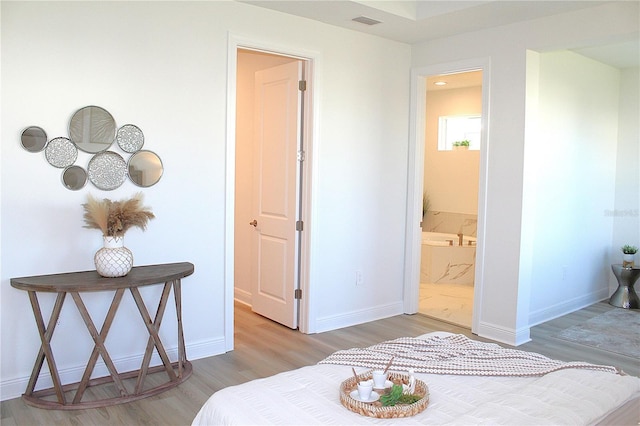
left=21, top=126, right=48, bottom=152
left=69, top=106, right=117, bottom=153
left=44, top=137, right=78, bottom=168
left=22, top=105, right=164, bottom=191
left=128, top=150, right=163, bottom=187
left=62, top=165, right=88, bottom=190
left=87, top=151, right=127, bottom=190
left=116, top=124, right=144, bottom=153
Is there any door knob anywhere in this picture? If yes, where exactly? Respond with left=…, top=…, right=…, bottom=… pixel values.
left=249, top=220, right=257, bottom=227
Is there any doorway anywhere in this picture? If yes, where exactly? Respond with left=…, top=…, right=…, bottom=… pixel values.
left=418, top=70, right=482, bottom=329
left=404, top=58, right=490, bottom=335
left=228, top=43, right=315, bottom=349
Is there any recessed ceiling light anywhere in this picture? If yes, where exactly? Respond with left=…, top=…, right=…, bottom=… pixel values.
left=352, top=16, right=382, bottom=26
left=434, top=81, right=447, bottom=86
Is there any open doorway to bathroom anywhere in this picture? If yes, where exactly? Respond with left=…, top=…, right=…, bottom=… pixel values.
left=418, top=70, right=482, bottom=329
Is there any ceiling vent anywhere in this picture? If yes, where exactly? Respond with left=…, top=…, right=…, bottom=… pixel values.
left=352, top=16, right=382, bottom=26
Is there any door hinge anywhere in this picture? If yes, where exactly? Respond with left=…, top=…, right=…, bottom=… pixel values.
left=297, top=150, right=305, bottom=162
left=299, top=80, right=307, bottom=91
left=296, top=220, right=304, bottom=231
left=294, top=288, right=302, bottom=299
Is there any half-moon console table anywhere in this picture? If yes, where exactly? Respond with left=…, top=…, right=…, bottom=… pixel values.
left=11, top=262, right=195, bottom=410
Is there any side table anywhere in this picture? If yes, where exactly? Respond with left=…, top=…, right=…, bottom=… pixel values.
left=609, top=264, right=640, bottom=309
left=11, top=262, right=194, bottom=410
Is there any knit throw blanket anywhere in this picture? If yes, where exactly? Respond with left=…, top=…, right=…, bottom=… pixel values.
left=319, top=334, right=620, bottom=377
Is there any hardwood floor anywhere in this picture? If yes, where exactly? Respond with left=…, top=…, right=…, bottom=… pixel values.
left=2, top=301, right=637, bottom=425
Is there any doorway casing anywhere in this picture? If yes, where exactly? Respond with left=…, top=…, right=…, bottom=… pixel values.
left=225, top=33, right=319, bottom=351
left=404, top=58, right=491, bottom=335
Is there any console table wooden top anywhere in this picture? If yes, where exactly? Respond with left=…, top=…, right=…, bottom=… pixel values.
left=11, top=261, right=194, bottom=292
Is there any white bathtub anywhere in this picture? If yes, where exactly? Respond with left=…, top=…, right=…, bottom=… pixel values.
left=421, top=232, right=476, bottom=285
left=422, top=231, right=477, bottom=247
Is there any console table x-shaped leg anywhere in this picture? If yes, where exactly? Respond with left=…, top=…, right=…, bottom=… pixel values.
left=23, top=278, right=191, bottom=409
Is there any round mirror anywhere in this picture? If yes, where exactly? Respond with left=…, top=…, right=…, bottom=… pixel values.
left=45, top=137, right=78, bottom=168
left=69, top=106, right=116, bottom=153
left=62, top=165, right=87, bottom=190
left=128, top=150, right=163, bottom=187
left=88, top=151, right=127, bottom=190
left=116, top=124, right=144, bottom=153
left=21, top=126, right=48, bottom=152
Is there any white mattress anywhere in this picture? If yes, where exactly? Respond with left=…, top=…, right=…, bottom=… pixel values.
left=192, top=333, right=640, bottom=425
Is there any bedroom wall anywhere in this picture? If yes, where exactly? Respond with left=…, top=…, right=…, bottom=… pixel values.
left=611, top=67, right=640, bottom=283
left=525, top=51, right=620, bottom=324
left=0, top=2, right=411, bottom=400
left=424, top=86, right=481, bottom=216
left=411, top=1, right=639, bottom=344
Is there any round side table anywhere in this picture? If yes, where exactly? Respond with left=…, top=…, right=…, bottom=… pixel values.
left=609, top=264, right=640, bottom=309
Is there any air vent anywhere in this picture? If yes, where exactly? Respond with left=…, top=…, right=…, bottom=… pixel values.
left=352, top=16, right=382, bottom=26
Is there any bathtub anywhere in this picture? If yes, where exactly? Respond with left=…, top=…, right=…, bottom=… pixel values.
left=421, top=232, right=476, bottom=285
left=422, top=231, right=477, bottom=247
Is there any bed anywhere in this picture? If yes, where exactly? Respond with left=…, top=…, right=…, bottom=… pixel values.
left=192, top=332, right=640, bottom=425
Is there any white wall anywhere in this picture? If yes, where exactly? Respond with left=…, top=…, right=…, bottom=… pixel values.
left=0, top=1, right=411, bottom=400
left=611, top=67, right=640, bottom=277
left=411, top=1, right=639, bottom=345
left=525, top=51, right=620, bottom=324
left=424, top=86, right=481, bottom=215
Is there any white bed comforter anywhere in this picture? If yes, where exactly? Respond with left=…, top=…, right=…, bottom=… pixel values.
left=192, top=334, right=640, bottom=425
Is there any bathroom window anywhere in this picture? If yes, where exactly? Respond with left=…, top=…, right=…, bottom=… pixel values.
left=438, top=115, right=481, bottom=151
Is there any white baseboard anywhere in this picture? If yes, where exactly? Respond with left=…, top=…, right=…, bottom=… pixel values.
left=527, top=288, right=608, bottom=327
left=476, top=321, right=531, bottom=346
left=0, top=337, right=225, bottom=402
left=233, top=288, right=252, bottom=306
left=314, top=302, right=404, bottom=333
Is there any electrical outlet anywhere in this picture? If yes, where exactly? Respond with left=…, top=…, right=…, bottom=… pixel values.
left=356, top=270, right=364, bottom=286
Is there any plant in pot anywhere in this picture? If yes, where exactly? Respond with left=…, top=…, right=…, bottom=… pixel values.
left=621, top=244, right=638, bottom=268
left=452, top=140, right=470, bottom=150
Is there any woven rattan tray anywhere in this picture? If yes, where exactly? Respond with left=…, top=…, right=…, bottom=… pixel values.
left=339, top=370, right=429, bottom=418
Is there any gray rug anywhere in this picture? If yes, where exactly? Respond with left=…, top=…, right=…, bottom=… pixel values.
left=555, top=308, right=640, bottom=358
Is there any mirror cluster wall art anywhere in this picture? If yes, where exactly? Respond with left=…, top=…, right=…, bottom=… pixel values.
left=20, top=106, right=164, bottom=191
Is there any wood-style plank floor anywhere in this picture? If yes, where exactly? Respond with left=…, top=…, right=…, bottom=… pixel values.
left=1, top=301, right=637, bottom=425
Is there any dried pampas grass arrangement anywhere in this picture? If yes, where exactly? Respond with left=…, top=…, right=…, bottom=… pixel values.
left=83, top=193, right=155, bottom=237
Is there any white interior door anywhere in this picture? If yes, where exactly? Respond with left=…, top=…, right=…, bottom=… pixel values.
left=250, top=60, right=302, bottom=329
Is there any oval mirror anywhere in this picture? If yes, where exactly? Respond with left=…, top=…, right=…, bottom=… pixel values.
left=128, top=150, right=163, bottom=187
left=45, top=137, right=78, bottom=168
left=69, top=106, right=116, bottom=153
left=21, top=126, right=48, bottom=152
left=62, top=165, right=87, bottom=190
left=88, top=151, right=127, bottom=190
left=116, top=124, right=144, bottom=153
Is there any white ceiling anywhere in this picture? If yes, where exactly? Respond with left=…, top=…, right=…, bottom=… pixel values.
left=426, top=70, right=483, bottom=91
left=238, top=0, right=639, bottom=69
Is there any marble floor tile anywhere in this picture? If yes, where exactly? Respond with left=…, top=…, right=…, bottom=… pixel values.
left=418, top=282, right=473, bottom=329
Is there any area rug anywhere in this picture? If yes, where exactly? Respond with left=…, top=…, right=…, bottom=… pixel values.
left=555, top=308, right=640, bottom=358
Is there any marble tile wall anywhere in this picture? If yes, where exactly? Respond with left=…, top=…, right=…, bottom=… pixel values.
left=420, top=245, right=476, bottom=285
left=421, top=211, right=477, bottom=285
left=423, top=211, right=477, bottom=237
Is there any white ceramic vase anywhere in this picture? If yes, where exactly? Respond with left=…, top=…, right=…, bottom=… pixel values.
left=622, top=253, right=635, bottom=268
left=94, top=236, right=133, bottom=277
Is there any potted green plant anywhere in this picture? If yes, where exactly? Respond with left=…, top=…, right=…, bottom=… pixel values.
left=452, top=140, right=470, bottom=150
left=621, top=244, right=638, bottom=268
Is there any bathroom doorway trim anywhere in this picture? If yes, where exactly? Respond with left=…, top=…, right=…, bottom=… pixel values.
left=404, top=57, right=491, bottom=335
